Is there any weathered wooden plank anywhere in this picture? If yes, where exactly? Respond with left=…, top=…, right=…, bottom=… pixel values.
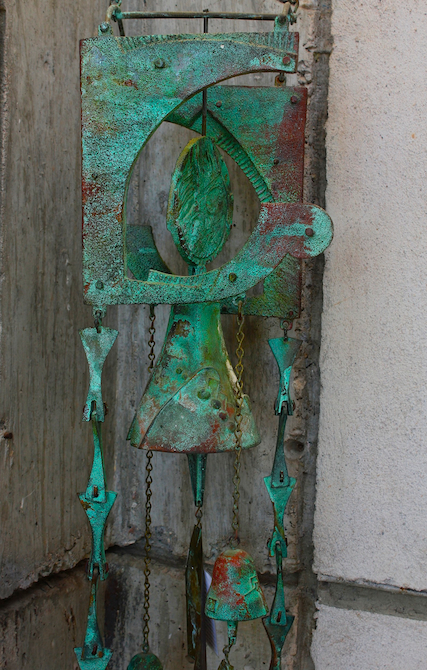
left=0, top=0, right=108, bottom=598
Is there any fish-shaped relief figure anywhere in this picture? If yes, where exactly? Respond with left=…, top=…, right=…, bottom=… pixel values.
left=128, top=137, right=260, bottom=455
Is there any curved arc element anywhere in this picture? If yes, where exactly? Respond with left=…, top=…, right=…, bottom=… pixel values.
left=91, top=203, right=332, bottom=306
left=81, top=30, right=299, bottom=306
left=213, top=124, right=273, bottom=204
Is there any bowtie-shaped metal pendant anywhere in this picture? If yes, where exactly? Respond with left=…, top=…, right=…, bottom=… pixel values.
left=78, top=417, right=117, bottom=580
left=80, top=327, right=118, bottom=422
left=264, top=409, right=296, bottom=558
left=268, top=337, right=301, bottom=416
left=262, top=544, right=294, bottom=670
left=264, top=337, right=300, bottom=556
left=74, top=573, right=113, bottom=670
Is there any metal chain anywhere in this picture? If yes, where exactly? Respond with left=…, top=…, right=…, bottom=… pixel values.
left=195, top=504, right=203, bottom=528
left=280, top=0, right=299, bottom=24
left=280, top=319, right=293, bottom=337
left=143, top=305, right=156, bottom=653
left=232, top=301, right=245, bottom=542
left=148, top=305, right=156, bottom=373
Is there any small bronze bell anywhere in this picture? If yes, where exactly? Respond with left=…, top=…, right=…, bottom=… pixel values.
left=205, top=549, right=268, bottom=667
left=127, top=651, right=163, bottom=670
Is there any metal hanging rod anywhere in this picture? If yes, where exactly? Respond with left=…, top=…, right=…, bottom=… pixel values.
left=113, top=11, right=280, bottom=21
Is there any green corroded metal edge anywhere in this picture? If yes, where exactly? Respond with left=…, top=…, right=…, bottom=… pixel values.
left=126, top=226, right=170, bottom=280
left=124, top=227, right=301, bottom=320
left=75, top=647, right=113, bottom=670
left=81, top=26, right=302, bottom=306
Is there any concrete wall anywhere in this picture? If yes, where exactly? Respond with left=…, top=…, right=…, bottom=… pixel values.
left=312, top=0, right=427, bottom=666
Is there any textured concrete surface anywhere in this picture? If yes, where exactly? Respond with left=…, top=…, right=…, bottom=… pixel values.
left=312, top=605, right=427, bottom=670
left=0, top=564, right=89, bottom=670
left=314, top=0, right=427, bottom=591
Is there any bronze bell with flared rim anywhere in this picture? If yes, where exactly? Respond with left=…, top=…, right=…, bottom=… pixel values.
left=205, top=548, right=268, bottom=665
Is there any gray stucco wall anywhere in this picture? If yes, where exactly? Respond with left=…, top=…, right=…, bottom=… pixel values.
left=312, top=0, right=427, bottom=667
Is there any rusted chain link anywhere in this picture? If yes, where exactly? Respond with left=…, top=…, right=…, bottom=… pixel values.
left=280, top=0, right=299, bottom=24
left=143, top=305, right=156, bottom=654
left=195, top=505, right=203, bottom=528
left=232, top=301, right=245, bottom=542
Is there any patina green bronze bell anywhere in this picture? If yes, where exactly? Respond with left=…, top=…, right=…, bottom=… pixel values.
left=128, top=301, right=260, bottom=454
left=127, top=651, right=163, bottom=670
left=205, top=548, right=268, bottom=666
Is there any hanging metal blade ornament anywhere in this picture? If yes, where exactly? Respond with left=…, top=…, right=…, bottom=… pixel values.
left=262, top=335, right=301, bottom=669
left=79, top=416, right=117, bottom=580
left=75, top=570, right=113, bottom=670
left=264, top=337, right=301, bottom=557
left=262, top=545, right=294, bottom=670
left=80, top=327, right=118, bottom=422
left=75, top=325, right=118, bottom=669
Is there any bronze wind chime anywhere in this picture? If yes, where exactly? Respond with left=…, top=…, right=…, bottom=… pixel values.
left=75, top=3, right=333, bottom=669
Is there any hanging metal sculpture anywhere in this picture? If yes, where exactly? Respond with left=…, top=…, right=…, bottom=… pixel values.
left=76, top=3, right=333, bottom=669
